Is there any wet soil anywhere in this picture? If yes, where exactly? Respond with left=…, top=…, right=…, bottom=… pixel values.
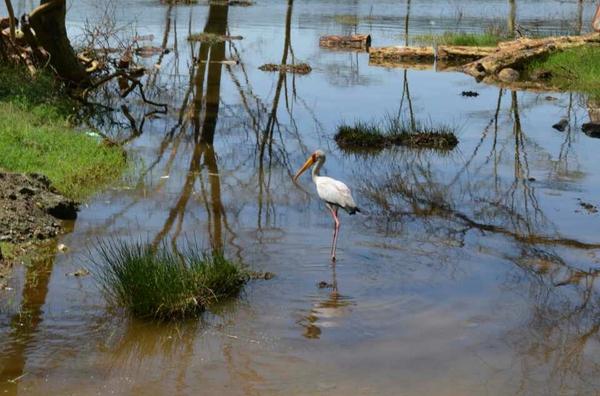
left=0, top=172, right=78, bottom=244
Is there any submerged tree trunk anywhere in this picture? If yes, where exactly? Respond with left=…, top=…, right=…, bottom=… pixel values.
left=26, top=0, right=89, bottom=85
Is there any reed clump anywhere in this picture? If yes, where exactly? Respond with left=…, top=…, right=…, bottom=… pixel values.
left=93, top=240, right=249, bottom=321
left=335, top=117, right=458, bottom=153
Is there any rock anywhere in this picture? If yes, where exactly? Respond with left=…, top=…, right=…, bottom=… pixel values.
left=67, top=268, right=90, bottom=277
left=530, top=69, right=552, bottom=81
left=318, top=281, right=333, bottom=289
left=498, top=68, right=520, bottom=82
left=552, top=119, right=569, bottom=132
left=582, top=123, right=600, bottom=138
left=461, top=90, right=479, bottom=97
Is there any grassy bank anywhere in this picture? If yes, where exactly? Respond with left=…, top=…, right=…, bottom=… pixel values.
left=0, top=66, right=126, bottom=201
left=413, top=31, right=506, bottom=47
left=94, top=241, right=249, bottom=320
left=335, top=117, right=458, bottom=153
left=527, top=46, right=600, bottom=97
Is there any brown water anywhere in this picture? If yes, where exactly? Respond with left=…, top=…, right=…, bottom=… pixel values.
left=1, top=1, right=600, bottom=395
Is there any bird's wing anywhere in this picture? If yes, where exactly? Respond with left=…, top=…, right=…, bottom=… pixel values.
left=315, top=176, right=357, bottom=209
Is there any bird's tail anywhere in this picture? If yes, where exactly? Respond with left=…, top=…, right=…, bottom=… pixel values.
left=348, top=207, right=361, bottom=215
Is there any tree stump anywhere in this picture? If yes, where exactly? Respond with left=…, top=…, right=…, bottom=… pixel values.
left=26, top=0, right=89, bottom=85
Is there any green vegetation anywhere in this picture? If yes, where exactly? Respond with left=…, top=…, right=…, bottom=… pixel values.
left=187, top=32, right=242, bottom=44
left=0, top=66, right=126, bottom=200
left=336, top=117, right=458, bottom=152
left=527, top=46, right=600, bottom=97
left=333, top=14, right=360, bottom=26
left=413, top=31, right=506, bottom=47
left=93, top=240, right=250, bottom=321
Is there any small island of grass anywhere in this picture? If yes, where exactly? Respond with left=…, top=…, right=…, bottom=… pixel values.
left=94, top=241, right=251, bottom=321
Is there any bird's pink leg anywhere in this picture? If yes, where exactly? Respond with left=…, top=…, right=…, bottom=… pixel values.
left=328, top=206, right=340, bottom=261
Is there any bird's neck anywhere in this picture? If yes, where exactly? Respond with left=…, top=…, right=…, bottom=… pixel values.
left=312, top=157, right=324, bottom=182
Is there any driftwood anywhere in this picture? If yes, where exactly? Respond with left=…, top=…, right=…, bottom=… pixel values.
left=463, top=33, right=600, bottom=78
left=369, top=45, right=495, bottom=64
left=319, top=34, right=371, bottom=50
left=369, top=46, right=435, bottom=62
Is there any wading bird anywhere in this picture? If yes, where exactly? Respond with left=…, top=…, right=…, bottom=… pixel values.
left=293, top=149, right=360, bottom=261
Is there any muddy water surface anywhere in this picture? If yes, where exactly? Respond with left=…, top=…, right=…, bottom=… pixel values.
left=1, top=1, right=600, bottom=395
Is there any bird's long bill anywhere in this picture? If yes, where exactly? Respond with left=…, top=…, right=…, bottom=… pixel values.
left=293, top=156, right=315, bottom=182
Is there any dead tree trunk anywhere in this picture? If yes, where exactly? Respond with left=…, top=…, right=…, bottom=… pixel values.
left=25, top=0, right=89, bottom=85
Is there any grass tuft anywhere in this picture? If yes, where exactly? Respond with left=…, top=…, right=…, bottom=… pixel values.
left=336, top=116, right=458, bottom=153
left=187, top=32, right=242, bottom=44
left=412, top=31, right=506, bottom=47
left=526, top=45, right=600, bottom=98
left=93, top=240, right=249, bottom=321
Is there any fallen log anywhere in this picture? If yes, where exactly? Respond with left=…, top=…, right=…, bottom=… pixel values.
left=437, top=45, right=497, bottom=60
left=463, top=33, right=600, bottom=78
left=368, top=45, right=496, bottom=64
left=319, top=34, right=371, bottom=50
left=369, top=46, right=434, bottom=62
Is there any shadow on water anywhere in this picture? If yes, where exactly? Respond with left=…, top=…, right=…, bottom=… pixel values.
left=0, top=246, right=55, bottom=393
left=299, top=262, right=353, bottom=340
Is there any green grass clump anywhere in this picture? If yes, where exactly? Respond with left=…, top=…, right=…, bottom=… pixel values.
left=335, top=117, right=458, bottom=152
left=527, top=46, right=600, bottom=98
left=0, top=66, right=126, bottom=200
left=333, top=14, right=360, bottom=26
left=413, top=31, right=505, bottom=47
left=187, top=32, right=241, bottom=44
left=94, top=240, right=249, bottom=321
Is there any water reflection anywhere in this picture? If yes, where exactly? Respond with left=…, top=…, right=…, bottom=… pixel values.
left=0, top=246, right=55, bottom=393
left=299, top=263, right=353, bottom=340
left=1, top=0, right=600, bottom=394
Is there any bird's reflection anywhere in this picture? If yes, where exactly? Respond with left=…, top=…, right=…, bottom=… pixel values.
left=300, top=262, right=353, bottom=339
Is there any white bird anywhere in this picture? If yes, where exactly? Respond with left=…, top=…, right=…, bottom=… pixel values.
left=293, top=149, right=360, bottom=261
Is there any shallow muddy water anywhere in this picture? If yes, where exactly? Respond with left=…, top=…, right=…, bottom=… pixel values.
left=1, top=1, right=600, bottom=395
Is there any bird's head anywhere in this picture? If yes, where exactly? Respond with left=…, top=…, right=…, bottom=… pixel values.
left=293, top=149, right=325, bottom=182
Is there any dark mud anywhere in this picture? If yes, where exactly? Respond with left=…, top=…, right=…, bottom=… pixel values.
left=0, top=172, right=78, bottom=244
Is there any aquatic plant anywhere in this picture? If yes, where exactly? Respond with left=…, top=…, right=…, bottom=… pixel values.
left=333, top=14, right=360, bottom=26
left=335, top=117, right=458, bottom=152
left=93, top=240, right=249, bottom=321
left=526, top=46, right=600, bottom=98
left=187, top=32, right=242, bottom=44
left=259, top=63, right=312, bottom=75
left=413, top=31, right=506, bottom=47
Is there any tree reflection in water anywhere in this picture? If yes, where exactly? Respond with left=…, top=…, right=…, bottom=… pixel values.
left=359, top=84, right=600, bottom=392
